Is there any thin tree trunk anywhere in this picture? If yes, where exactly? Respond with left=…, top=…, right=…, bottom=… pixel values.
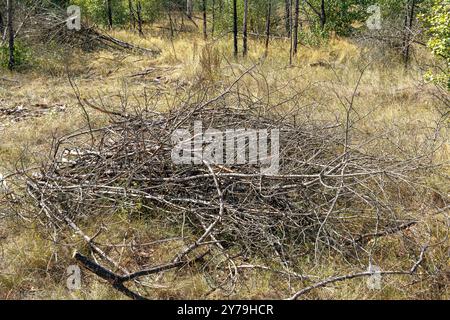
left=243, top=0, right=248, bottom=56
left=293, top=0, right=299, bottom=55
left=7, top=0, right=14, bottom=70
left=289, top=0, right=293, bottom=65
left=403, top=0, right=416, bottom=68
left=284, top=0, right=291, bottom=37
left=305, top=0, right=325, bottom=29
left=137, top=0, right=143, bottom=36
left=264, top=0, right=272, bottom=57
left=106, top=0, right=113, bottom=29
left=233, top=0, right=238, bottom=57
left=320, top=0, right=326, bottom=29
left=167, top=9, right=177, bottom=60
left=128, top=0, right=135, bottom=30
left=203, top=0, right=207, bottom=40
left=211, top=0, right=215, bottom=37
left=168, top=11, right=174, bottom=38
left=0, top=10, right=4, bottom=39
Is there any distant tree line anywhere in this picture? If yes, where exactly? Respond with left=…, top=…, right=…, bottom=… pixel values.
left=0, top=0, right=448, bottom=82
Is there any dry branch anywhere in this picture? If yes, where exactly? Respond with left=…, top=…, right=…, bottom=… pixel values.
left=288, top=245, right=429, bottom=300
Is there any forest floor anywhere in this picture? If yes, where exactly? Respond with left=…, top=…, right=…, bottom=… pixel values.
left=0, top=28, right=448, bottom=299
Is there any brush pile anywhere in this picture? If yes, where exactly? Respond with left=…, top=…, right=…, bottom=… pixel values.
left=23, top=86, right=425, bottom=264
left=15, top=1, right=160, bottom=55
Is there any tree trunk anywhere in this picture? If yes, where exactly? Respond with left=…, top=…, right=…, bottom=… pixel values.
left=403, top=0, right=416, bottom=68
left=305, top=0, right=325, bottom=29
left=233, top=0, right=238, bottom=57
left=320, top=0, right=326, bottom=29
left=128, top=0, right=135, bottom=30
left=293, top=0, right=300, bottom=55
left=168, top=11, right=174, bottom=38
left=243, top=0, right=248, bottom=56
left=211, top=0, right=215, bottom=37
left=265, top=0, right=272, bottom=57
left=284, top=0, right=291, bottom=37
left=186, top=0, right=193, bottom=18
left=0, top=9, right=4, bottom=40
left=106, top=0, right=113, bottom=29
left=137, top=0, right=143, bottom=36
left=7, top=0, right=14, bottom=70
left=289, top=0, right=293, bottom=65
left=203, top=0, right=207, bottom=40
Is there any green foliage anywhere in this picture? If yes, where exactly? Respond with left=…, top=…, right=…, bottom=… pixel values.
left=140, top=0, right=164, bottom=23
left=211, top=0, right=243, bottom=35
left=301, top=0, right=372, bottom=36
left=419, top=0, right=450, bottom=89
left=376, top=0, right=409, bottom=19
left=0, top=41, right=31, bottom=70
left=56, top=0, right=447, bottom=88
left=299, top=27, right=329, bottom=47
left=62, top=0, right=402, bottom=38
left=139, top=0, right=190, bottom=24
left=70, top=0, right=128, bottom=26
left=212, top=1, right=285, bottom=37
left=67, top=0, right=187, bottom=26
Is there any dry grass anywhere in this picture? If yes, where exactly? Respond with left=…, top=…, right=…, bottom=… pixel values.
left=0, top=28, right=448, bottom=300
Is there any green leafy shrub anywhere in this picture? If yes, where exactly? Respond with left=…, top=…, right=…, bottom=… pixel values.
left=70, top=0, right=128, bottom=26
left=0, top=41, right=31, bottom=70
left=420, top=0, right=450, bottom=90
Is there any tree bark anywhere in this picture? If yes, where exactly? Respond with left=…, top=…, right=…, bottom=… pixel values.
left=284, top=0, right=291, bottom=37
left=7, top=0, right=14, bottom=70
left=203, top=0, right=207, bottom=40
left=106, top=0, right=113, bottom=29
left=0, top=9, right=4, bottom=40
left=211, top=0, right=215, bottom=36
left=128, top=0, right=135, bottom=30
left=403, top=0, right=416, bottom=68
left=293, top=0, right=300, bottom=55
left=265, top=0, right=272, bottom=57
left=320, top=0, right=326, bottom=29
left=137, top=0, right=143, bottom=36
left=305, top=0, right=326, bottom=29
left=168, top=11, right=174, bottom=38
left=233, top=0, right=238, bottom=57
left=243, top=0, right=249, bottom=56
left=289, top=0, right=293, bottom=65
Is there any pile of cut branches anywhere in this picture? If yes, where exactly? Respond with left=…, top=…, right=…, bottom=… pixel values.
left=28, top=103, right=421, bottom=251
left=13, top=1, right=160, bottom=55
